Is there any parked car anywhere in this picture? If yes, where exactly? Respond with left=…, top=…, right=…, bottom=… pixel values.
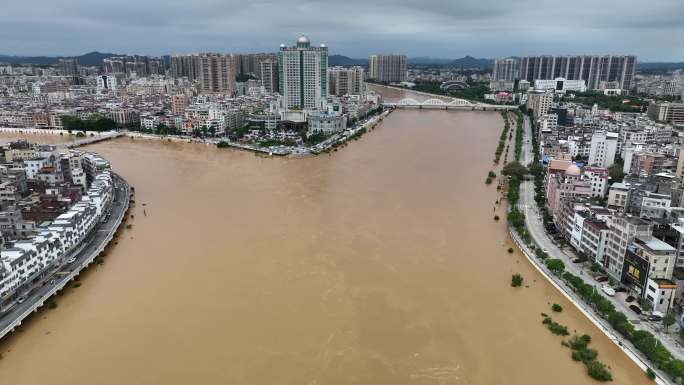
left=596, top=276, right=609, bottom=283
left=630, top=304, right=642, bottom=315
left=17, top=296, right=27, bottom=304
left=648, top=314, right=663, bottom=322
left=626, top=295, right=636, bottom=303
left=601, top=285, right=616, bottom=297
left=66, top=257, right=76, bottom=264
left=615, top=287, right=627, bottom=293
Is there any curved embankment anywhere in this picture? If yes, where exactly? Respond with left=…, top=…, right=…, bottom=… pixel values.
left=508, top=230, right=668, bottom=385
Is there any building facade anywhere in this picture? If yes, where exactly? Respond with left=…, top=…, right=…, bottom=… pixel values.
left=278, top=36, right=328, bottom=110
left=259, top=59, right=279, bottom=93
left=375, top=54, right=407, bottom=83
left=328, top=66, right=364, bottom=96
left=198, top=54, right=236, bottom=94
left=516, top=55, right=636, bottom=90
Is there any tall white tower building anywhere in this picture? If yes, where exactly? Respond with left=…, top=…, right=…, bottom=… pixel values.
left=278, top=35, right=328, bottom=110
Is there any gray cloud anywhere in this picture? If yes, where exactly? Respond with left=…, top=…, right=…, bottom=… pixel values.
left=0, top=0, right=682, bottom=61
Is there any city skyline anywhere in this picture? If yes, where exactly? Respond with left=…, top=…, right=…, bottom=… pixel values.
left=1, top=0, right=682, bottom=61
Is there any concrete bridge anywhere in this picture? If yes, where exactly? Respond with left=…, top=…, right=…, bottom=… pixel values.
left=66, top=131, right=126, bottom=148
left=384, top=98, right=518, bottom=111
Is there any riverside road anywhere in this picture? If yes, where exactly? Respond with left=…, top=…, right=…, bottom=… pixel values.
left=0, top=173, right=130, bottom=340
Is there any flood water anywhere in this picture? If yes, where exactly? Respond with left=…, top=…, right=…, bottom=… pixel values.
left=0, top=90, right=651, bottom=384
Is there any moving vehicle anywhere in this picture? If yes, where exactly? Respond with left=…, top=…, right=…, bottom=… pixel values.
left=17, top=296, right=27, bottom=304
left=66, top=257, right=76, bottom=264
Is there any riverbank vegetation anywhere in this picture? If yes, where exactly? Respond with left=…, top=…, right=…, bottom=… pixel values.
left=542, top=318, right=613, bottom=381
left=494, top=112, right=511, bottom=164
left=511, top=274, right=523, bottom=287
left=507, top=109, right=684, bottom=383
left=513, top=111, right=524, bottom=161
left=545, top=262, right=684, bottom=381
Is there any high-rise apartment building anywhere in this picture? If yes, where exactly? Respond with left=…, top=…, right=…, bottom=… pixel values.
left=234, top=53, right=277, bottom=79
left=328, top=66, right=364, bottom=96
left=198, top=54, right=236, bottom=94
left=171, top=55, right=201, bottom=80
left=278, top=35, right=328, bottom=110
left=103, top=57, right=126, bottom=74
left=492, top=58, right=518, bottom=82
left=58, top=58, right=79, bottom=76
left=259, top=60, right=279, bottom=93
left=517, top=55, right=636, bottom=90
left=103, top=55, right=165, bottom=76
left=374, top=54, right=407, bottom=83
left=369, top=55, right=378, bottom=79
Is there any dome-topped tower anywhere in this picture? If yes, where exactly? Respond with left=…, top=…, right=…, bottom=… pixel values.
left=296, top=35, right=311, bottom=48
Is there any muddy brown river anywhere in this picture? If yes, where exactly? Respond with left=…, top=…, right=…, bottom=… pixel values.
left=0, top=88, right=651, bottom=384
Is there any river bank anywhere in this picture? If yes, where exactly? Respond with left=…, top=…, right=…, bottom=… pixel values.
left=0, top=108, right=393, bottom=157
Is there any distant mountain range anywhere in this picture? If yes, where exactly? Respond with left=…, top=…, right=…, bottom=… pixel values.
left=328, top=55, right=368, bottom=66
left=329, top=55, right=494, bottom=68
left=0, top=51, right=121, bottom=66
left=2, top=52, right=682, bottom=72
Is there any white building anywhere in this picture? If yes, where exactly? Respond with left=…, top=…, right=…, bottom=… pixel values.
left=307, top=112, right=347, bottom=135
left=140, top=115, right=160, bottom=131
left=588, top=131, right=618, bottom=168
left=278, top=36, right=328, bottom=110
left=534, top=78, right=587, bottom=93
left=0, top=165, right=114, bottom=300
left=583, top=167, right=609, bottom=197
left=604, top=215, right=652, bottom=280
left=97, top=75, right=117, bottom=91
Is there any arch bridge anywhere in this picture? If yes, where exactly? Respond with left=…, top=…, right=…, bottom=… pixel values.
left=384, top=98, right=517, bottom=111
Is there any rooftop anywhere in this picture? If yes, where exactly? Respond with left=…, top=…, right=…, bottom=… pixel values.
left=636, top=236, right=676, bottom=252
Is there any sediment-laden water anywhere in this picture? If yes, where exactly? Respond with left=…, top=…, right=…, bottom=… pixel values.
left=0, top=94, right=651, bottom=384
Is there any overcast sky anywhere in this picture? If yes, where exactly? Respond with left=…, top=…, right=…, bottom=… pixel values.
left=1, top=0, right=682, bottom=61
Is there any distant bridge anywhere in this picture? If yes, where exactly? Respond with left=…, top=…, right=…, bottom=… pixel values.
left=383, top=98, right=517, bottom=111
left=66, top=132, right=126, bottom=148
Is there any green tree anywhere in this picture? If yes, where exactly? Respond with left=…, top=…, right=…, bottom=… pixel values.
left=501, top=161, right=528, bottom=179
left=511, top=274, right=523, bottom=287
left=586, top=360, right=613, bottom=382
left=662, top=312, right=676, bottom=333
left=545, top=258, right=565, bottom=275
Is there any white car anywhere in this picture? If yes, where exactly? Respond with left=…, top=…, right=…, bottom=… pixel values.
left=66, top=257, right=76, bottom=264
left=601, top=285, right=616, bottom=297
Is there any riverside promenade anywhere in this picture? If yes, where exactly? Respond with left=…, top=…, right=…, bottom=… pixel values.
left=511, top=114, right=677, bottom=385
left=0, top=173, right=131, bottom=341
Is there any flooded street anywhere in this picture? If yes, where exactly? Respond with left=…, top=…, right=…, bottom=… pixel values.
left=0, top=99, right=651, bottom=384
